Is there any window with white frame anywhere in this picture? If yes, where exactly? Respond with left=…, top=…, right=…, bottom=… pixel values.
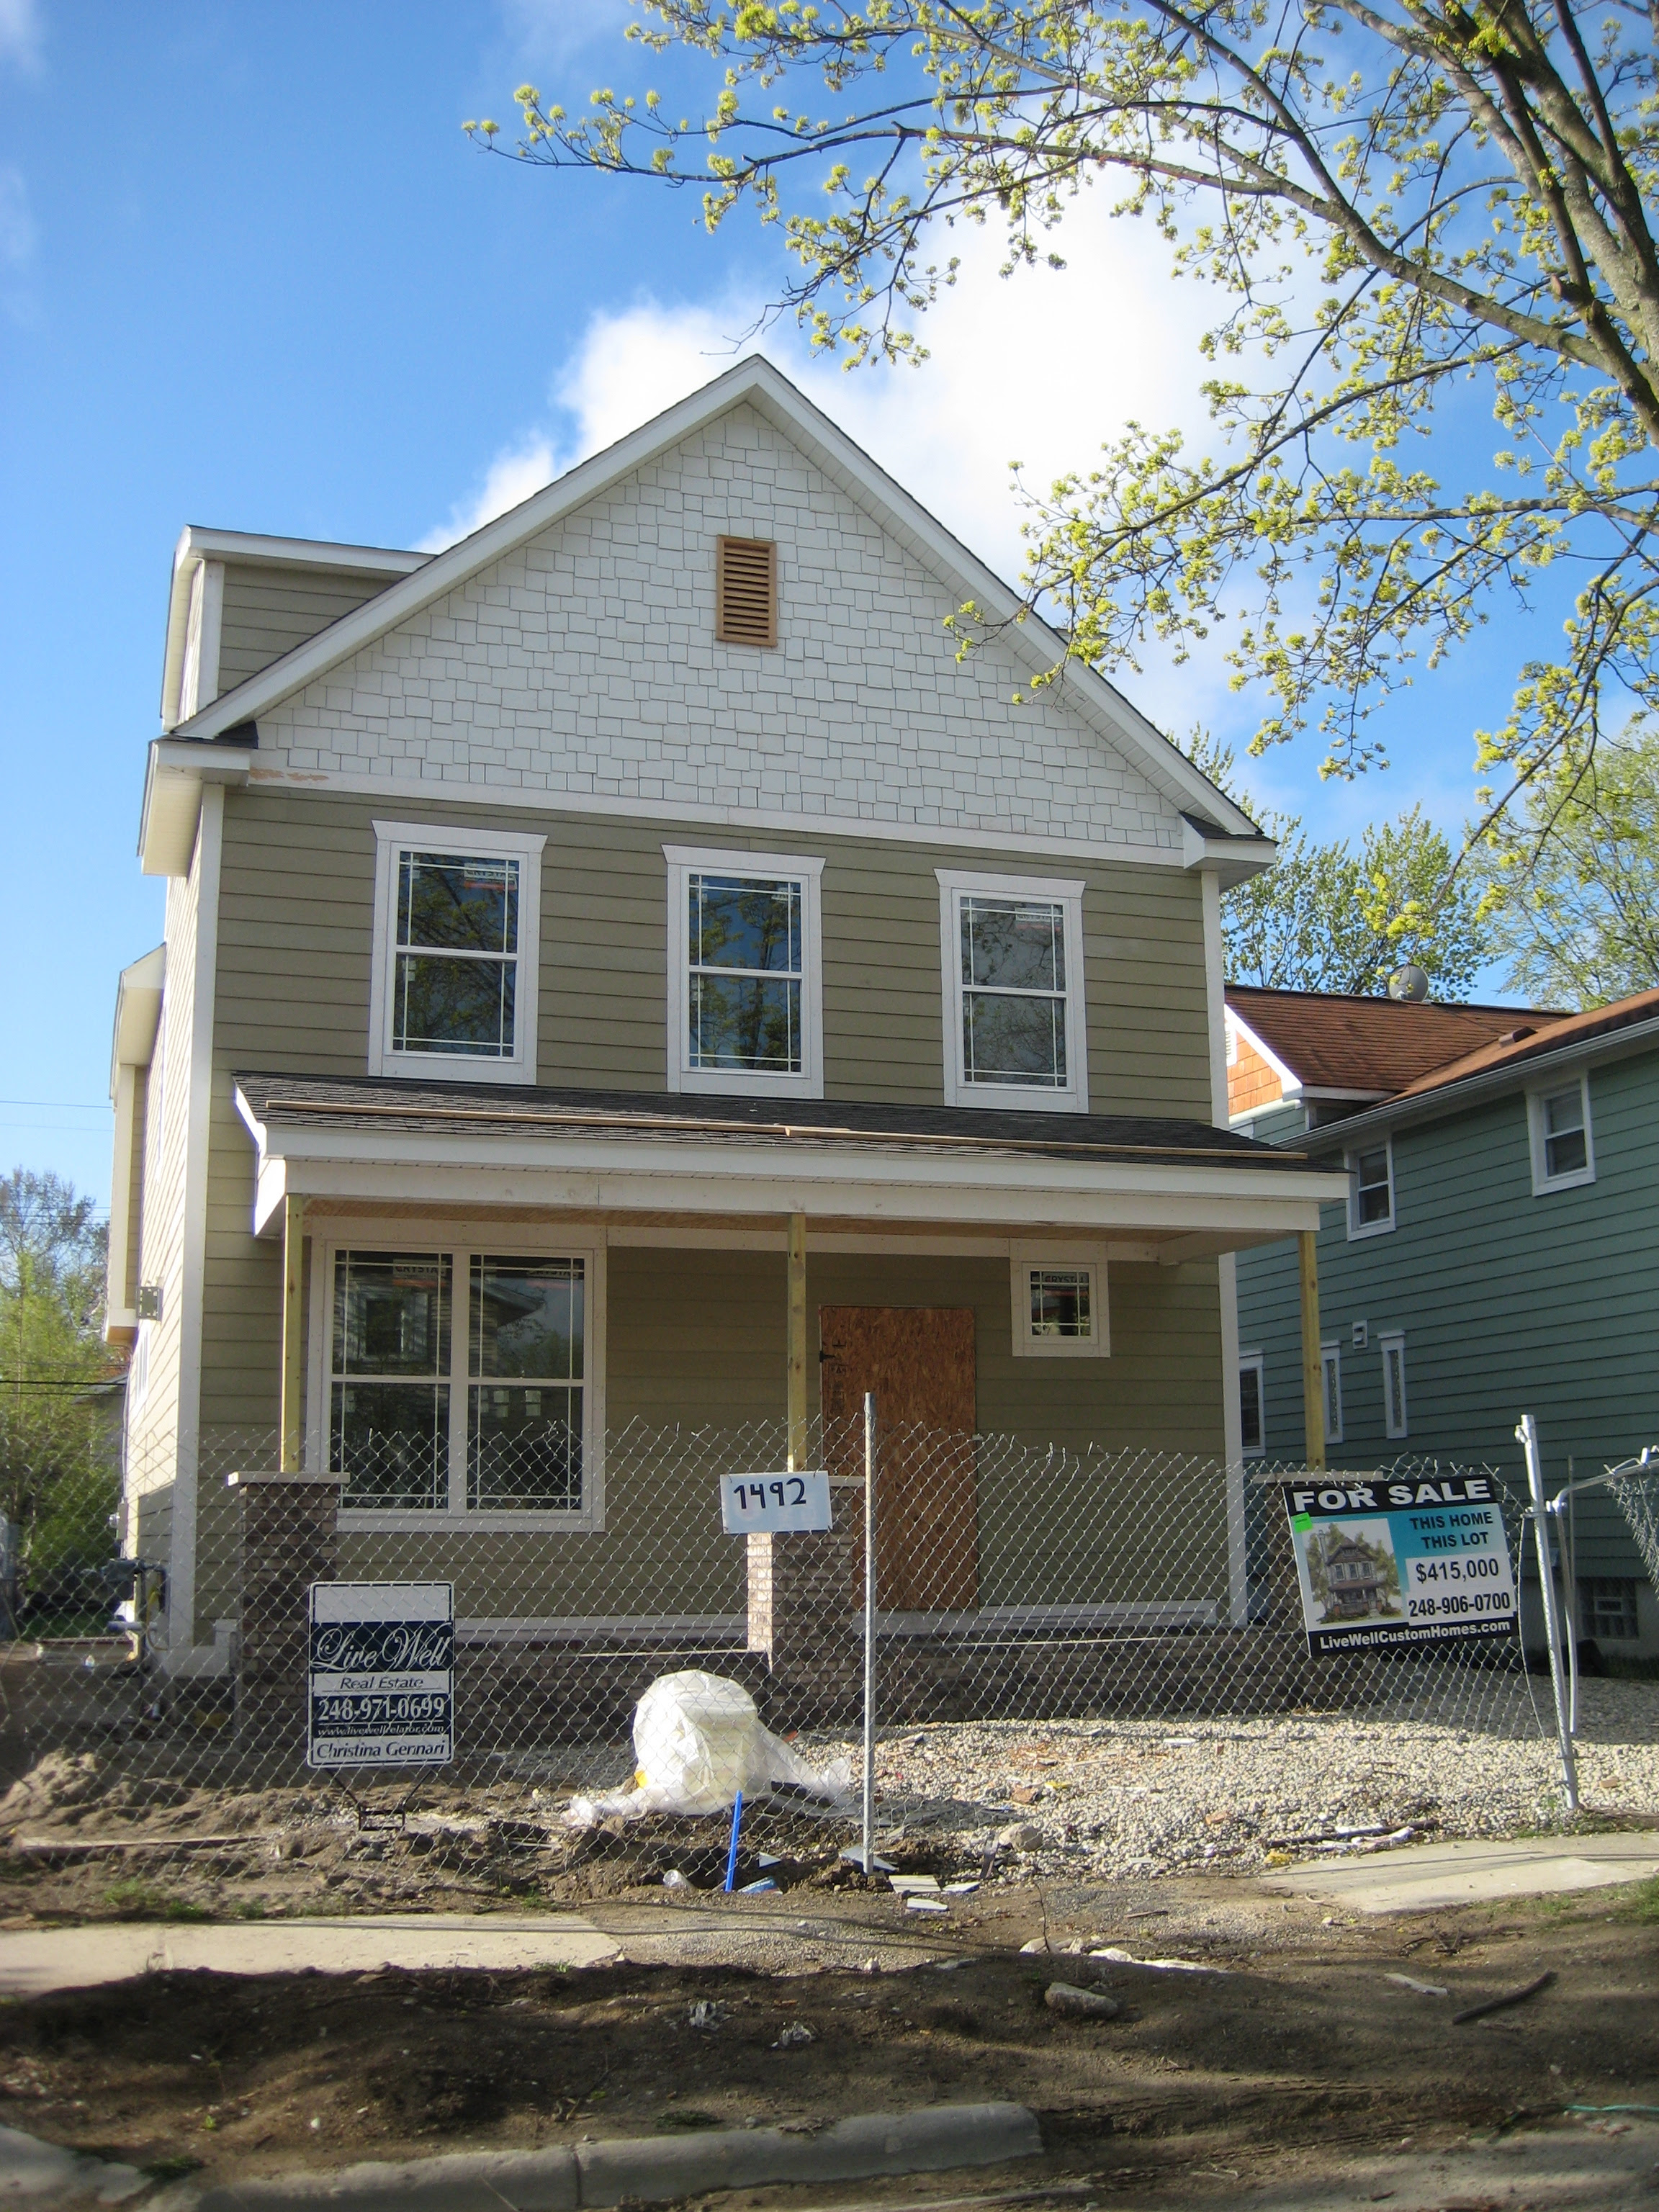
left=663, top=847, right=824, bottom=1098
left=1380, top=1330, right=1408, bottom=1439
left=369, top=822, right=544, bottom=1082
left=1347, top=1138, right=1395, bottom=1237
left=325, top=1244, right=602, bottom=1524
left=1529, top=1074, right=1595, bottom=1194
left=1010, top=1246, right=1108, bottom=1357
left=936, top=871, right=1088, bottom=1111
left=1321, top=1341, right=1344, bottom=1446
left=1238, top=1352, right=1265, bottom=1458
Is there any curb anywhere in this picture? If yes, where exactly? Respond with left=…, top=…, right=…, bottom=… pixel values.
left=191, top=2102, right=1044, bottom=2211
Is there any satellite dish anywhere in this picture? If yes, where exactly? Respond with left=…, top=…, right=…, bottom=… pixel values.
left=1388, top=964, right=1430, bottom=1002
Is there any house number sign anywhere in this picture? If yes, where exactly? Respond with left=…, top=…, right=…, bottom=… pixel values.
left=307, top=1581, right=454, bottom=1768
left=1281, top=1475, right=1518, bottom=1658
left=719, top=1470, right=834, bottom=1536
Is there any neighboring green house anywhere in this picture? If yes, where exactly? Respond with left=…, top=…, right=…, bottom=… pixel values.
left=1227, top=984, right=1659, bottom=1656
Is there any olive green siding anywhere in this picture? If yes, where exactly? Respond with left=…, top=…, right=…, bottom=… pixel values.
left=216, top=567, right=401, bottom=697
left=1236, top=1048, right=1659, bottom=1632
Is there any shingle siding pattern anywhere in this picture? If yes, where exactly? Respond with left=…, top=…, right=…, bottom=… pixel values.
left=254, top=406, right=1182, bottom=854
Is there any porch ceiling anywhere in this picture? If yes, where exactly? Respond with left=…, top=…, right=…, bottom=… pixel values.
left=233, top=1072, right=1347, bottom=1253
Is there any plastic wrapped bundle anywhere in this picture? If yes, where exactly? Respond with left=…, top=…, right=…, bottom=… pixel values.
left=565, top=1670, right=850, bottom=1823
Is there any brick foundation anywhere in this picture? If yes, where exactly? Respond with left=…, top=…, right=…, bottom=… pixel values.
left=747, top=1529, right=863, bottom=1724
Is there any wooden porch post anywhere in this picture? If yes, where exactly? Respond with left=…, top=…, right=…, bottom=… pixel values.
left=1298, top=1228, right=1325, bottom=1471
left=786, top=1211, right=809, bottom=1471
left=280, top=1194, right=307, bottom=1474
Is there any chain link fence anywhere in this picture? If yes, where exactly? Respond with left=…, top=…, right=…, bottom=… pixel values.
left=0, top=1414, right=1651, bottom=1912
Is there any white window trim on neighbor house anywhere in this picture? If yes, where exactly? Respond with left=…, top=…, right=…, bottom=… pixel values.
left=1346, top=1134, right=1396, bottom=1240
left=935, top=868, right=1089, bottom=1112
left=368, top=821, right=545, bottom=1084
left=662, top=845, right=826, bottom=1100
left=1380, top=1329, right=1409, bottom=1439
left=1009, top=1243, right=1110, bottom=1358
left=1321, top=1341, right=1344, bottom=1447
left=1527, top=1072, right=1596, bottom=1195
left=1238, top=1350, right=1266, bottom=1459
left=307, top=1226, right=607, bottom=1532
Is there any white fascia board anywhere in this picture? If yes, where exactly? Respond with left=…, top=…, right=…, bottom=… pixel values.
left=109, top=945, right=166, bottom=1097
left=162, top=527, right=424, bottom=729
left=1182, top=817, right=1280, bottom=887
left=138, top=740, right=255, bottom=877
left=168, top=359, right=1256, bottom=842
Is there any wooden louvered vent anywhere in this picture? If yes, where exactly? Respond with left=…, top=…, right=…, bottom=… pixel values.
left=715, top=536, right=778, bottom=648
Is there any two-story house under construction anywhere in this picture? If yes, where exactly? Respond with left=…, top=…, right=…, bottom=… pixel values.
left=105, top=359, right=1343, bottom=1711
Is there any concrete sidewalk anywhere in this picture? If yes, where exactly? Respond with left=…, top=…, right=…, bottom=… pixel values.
left=1258, top=1830, right=1659, bottom=1913
left=0, top=1914, right=619, bottom=1997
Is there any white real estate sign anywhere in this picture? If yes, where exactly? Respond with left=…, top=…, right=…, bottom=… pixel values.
left=719, top=1470, right=834, bottom=1535
left=307, top=1581, right=454, bottom=1768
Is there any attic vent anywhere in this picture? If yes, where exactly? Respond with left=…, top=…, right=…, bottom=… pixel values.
left=1499, top=1025, right=1537, bottom=1045
left=715, top=536, right=778, bottom=648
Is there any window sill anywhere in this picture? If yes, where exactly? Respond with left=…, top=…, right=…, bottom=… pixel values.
left=370, top=1051, right=536, bottom=1086
left=673, top=1067, right=824, bottom=1101
left=1012, top=1336, right=1110, bottom=1359
left=1346, top=1216, right=1395, bottom=1241
left=338, top=1509, right=603, bottom=1532
left=1532, top=1168, right=1596, bottom=1196
left=946, top=1082, right=1088, bottom=1115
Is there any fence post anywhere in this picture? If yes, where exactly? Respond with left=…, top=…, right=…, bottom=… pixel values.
left=1518, top=1414, right=1578, bottom=1813
left=860, top=1389, right=876, bottom=1878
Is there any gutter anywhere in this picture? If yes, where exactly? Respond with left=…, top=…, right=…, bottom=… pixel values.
left=1283, top=1012, right=1659, bottom=1154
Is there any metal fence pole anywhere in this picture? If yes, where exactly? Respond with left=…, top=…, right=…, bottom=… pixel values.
left=861, top=1390, right=876, bottom=1877
left=1518, top=1413, right=1579, bottom=1812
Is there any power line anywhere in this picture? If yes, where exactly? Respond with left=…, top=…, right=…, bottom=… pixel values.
left=0, top=1101, right=112, bottom=1112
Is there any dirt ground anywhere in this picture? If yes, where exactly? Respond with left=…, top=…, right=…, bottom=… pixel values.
left=3, top=1866, right=1655, bottom=2202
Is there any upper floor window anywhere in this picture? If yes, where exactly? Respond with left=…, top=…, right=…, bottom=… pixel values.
left=369, top=822, right=544, bottom=1083
left=715, top=536, right=778, bottom=648
left=935, top=870, right=1088, bottom=1112
left=1529, top=1074, right=1595, bottom=1194
left=1346, top=1137, right=1395, bottom=1238
left=663, top=845, right=824, bottom=1098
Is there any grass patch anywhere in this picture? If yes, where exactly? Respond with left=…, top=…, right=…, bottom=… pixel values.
left=103, top=1880, right=210, bottom=1923
left=1614, top=1874, right=1659, bottom=1923
left=140, top=2156, right=205, bottom=2182
left=655, top=2110, right=723, bottom=2131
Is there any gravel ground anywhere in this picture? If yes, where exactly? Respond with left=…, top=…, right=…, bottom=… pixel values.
left=816, top=1676, right=1659, bottom=1882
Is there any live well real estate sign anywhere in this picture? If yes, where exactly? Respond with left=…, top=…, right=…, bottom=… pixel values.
left=1280, top=1475, right=1518, bottom=1658
left=307, top=1581, right=454, bottom=1768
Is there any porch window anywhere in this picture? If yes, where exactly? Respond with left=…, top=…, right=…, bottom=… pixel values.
left=1010, top=1245, right=1108, bottom=1357
left=936, top=871, right=1087, bottom=1110
left=1238, top=1353, right=1265, bottom=1457
left=663, top=845, right=824, bottom=1097
left=369, top=821, right=544, bottom=1083
left=328, top=1244, right=601, bottom=1524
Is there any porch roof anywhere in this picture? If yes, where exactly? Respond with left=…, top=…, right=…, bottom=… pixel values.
left=234, top=1072, right=1347, bottom=1255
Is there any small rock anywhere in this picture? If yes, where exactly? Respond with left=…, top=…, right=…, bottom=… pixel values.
left=1019, top=1937, right=1048, bottom=1954
left=771, top=2022, right=815, bottom=2048
left=662, top=1868, right=691, bottom=1889
left=1044, top=1982, right=1121, bottom=2020
left=999, top=1822, right=1045, bottom=1851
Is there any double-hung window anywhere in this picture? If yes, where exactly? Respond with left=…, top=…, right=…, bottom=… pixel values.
left=1529, top=1075, right=1595, bottom=1193
left=325, top=1241, right=603, bottom=1526
left=1010, top=1245, right=1108, bottom=1357
left=663, top=846, right=824, bottom=1098
left=369, top=822, right=544, bottom=1082
left=1346, top=1139, right=1395, bottom=1237
left=936, top=871, right=1087, bottom=1111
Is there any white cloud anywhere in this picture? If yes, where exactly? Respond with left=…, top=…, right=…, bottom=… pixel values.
left=0, top=0, right=40, bottom=72
left=496, top=0, right=619, bottom=70
left=418, top=433, right=557, bottom=552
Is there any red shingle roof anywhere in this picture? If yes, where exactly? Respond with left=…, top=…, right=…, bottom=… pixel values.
left=1390, top=986, right=1659, bottom=1100
left=1226, top=986, right=1562, bottom=1097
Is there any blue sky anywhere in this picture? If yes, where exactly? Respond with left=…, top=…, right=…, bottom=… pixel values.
left=1, top=1, right=1550, bottom=1209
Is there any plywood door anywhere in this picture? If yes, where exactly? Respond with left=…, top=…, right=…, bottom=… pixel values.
left=818, top=1306, right=979, bottom=1611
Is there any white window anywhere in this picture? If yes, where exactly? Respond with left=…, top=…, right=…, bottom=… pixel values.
left=1528, top=1074, right=1595, bottom=1194
left=1380, top=1331, right=1408, bottom=1439
left=369, top=822, right=544, bottom=1084
left=1010, top=1245, right=1108, bottom=1357
left=663, top=847, right=824, bottom=1099
left=936, top=870, right=1088, bottom=1112
left=1321, top=1342, right=1344, bottom=1447
left=1346, top=1137, right=1395, bottom=1238
left=319, top=1239, right=605, bottom=1528
left=1238, top=1352, right=1265, bottom=1458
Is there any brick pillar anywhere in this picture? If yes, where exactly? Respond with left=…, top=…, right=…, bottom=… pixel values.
left=228, top=1470, right=343, bottom=1763
left=747, top=1527, right=863, bottom=1725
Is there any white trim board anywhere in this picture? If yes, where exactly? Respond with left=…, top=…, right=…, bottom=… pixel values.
left=171, top=359, right=1261, bottom=847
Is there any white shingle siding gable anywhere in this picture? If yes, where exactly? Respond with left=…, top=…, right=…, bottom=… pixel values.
left=258, top=405, right=1183, bottom=853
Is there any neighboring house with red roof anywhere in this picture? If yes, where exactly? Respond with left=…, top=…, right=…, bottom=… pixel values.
left=1226, top=984, right=1659, bottom=1656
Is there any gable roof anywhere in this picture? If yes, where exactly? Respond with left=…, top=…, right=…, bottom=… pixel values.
left=1389, top=984, right=1659, bottom=1101
left=166, top=356, right=1264, bottom=857
left=1226, top=986, right=1559, bottom=1100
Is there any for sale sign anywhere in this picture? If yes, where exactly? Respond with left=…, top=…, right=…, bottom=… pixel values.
left=307, top=1582, right=454, bottom=1768
left=1281, top=1475, right=1518, bottom=1656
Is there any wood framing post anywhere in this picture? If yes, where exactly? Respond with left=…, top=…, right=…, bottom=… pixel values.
left=786, top=1211, right=809, bottom=1472
left=280, top=1195, right=306, bottom=1475
left=1298, top=1228, right=1325, bottom=1471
